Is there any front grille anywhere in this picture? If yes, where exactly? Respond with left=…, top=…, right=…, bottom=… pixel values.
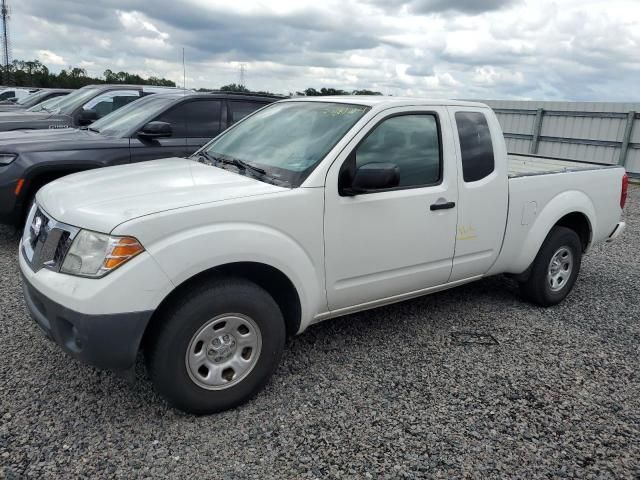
left=22, top=206, right=79, bottom=273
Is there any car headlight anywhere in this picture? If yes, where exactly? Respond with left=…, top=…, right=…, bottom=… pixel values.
left=0, top=153, right=17, bottom=165
left=60, top=230, right=144, bottom=278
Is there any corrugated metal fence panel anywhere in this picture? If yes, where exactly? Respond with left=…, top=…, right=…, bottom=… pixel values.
left=540, top=116, right=623, bottom=142
left=504, top=137, right=531, bottom=154
left=626, top=149, right=640, bottom=174
left=630, top=120, right=640, bottom=143
left=476, top=100, right=640, bottom=174
left=537, top=141, right=619, bottom=164
left=494, top=111, right=536, bottom=135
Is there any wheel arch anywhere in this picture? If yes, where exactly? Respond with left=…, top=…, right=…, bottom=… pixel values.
left=141, top=261, right=303, bottom=350
left=499, top=189, right=596, bottom=276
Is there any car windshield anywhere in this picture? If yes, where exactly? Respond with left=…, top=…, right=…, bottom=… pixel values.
left=48, top=86, right=101, bottom=115
left=201, top=101, right=369, bottom=187
left=16, top=90, right=45, bottom=106
left=89, top=94, right=175, bottom=137
left=27, top=96, right=64, bottom=112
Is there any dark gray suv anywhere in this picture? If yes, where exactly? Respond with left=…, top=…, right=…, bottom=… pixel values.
left=0, top=84, right=184, bottom=132
left=0, top=88, right=73, bottom=112
left=0, top=91, right=280, bottom=225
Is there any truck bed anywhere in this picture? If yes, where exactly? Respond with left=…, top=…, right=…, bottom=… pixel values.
left=508, top=153, right=616, bottom=178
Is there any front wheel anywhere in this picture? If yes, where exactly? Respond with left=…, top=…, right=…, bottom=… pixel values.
left=146, top=278, right=286, bottom=414
left=519, top=226, right=582, bottom=306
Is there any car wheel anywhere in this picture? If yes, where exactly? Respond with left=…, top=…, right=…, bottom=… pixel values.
left=146, top=277, right=286, bottom=414
left=519, top=226, right=582, bottom=306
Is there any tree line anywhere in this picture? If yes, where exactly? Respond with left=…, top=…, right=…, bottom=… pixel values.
left=205, top=84, right=383, bottom=96
left=3, top=59, right=176, bottom=89
left=4, top=59, right=383, bottom=96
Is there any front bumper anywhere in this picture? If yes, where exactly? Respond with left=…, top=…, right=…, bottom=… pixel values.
left=22, top=272, right=153, bottom=370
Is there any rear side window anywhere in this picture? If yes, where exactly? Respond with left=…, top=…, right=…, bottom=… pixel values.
left=155, top=100, right=222, bottom=138
left=455, top=111, right=495, bottom=182
left=82, top=90, right=141, bottom=119
left=228, top=101, right=267, bottom=123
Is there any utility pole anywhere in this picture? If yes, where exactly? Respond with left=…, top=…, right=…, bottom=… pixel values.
left=0, top=0, right=11, bottom=85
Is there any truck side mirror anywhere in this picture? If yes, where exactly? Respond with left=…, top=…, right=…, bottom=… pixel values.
left=78, top=109, right=99, bottom=126
left=342, top=162, right=400, bottom=196
left=137, top=121, right=172, bottom=139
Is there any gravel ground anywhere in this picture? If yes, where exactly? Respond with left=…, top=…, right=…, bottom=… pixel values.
left=1, top=187, right=639, bottom=479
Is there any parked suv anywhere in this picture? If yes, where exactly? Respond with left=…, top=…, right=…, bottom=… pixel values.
left=0, top=91, right=280, bottom=225
left=0, top=84, right=184, bottom=132
left=0, top=89, right=72, bottom=112
left=0, top=87, right=39, bottom=103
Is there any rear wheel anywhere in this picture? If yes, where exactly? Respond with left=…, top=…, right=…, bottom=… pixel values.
left=146, top=277, right=286, bottom=414
left=519, top=226, right=582, bottom=306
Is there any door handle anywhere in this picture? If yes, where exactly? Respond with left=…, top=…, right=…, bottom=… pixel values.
left=430, top=201, right=456, bottom=211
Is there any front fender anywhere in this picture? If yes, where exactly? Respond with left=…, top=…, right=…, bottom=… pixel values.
left=507, top=190, right=596, bottom=274
left=139, top=222, right=326, bottom=331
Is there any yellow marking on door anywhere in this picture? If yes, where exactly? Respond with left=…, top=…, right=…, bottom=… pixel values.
left=457, top=225, right=477, bottom=240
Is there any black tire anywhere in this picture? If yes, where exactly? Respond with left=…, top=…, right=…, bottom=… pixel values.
left=145, top=277, right=286, bottom=414
left=519, top=226, right=582, bottom=306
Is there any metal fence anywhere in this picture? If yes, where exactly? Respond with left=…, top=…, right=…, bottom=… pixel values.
left=477, top=100, right=640, bottom=176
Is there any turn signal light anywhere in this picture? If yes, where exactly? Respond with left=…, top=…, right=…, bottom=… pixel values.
left=103, top=238, right=145, bottom=270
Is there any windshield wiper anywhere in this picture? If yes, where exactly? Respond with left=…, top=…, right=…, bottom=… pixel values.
left=195, top=151, right=217, bottom=165
left=87, top=127, right=100, bottom=133
left=227, top=157, right=266, bottom=175
left=203, top=152, right=266, bottom=176
left=194, top=151, right=289, bottom=185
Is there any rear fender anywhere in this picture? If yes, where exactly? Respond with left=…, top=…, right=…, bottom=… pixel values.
left=508, top=190, right=596, bottom=274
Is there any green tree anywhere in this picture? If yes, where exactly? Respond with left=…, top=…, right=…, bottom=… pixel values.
left=2, top=58, right=177, bottom=88
left=220, top=83, right=250, bottom=93
left=296, top=87, right=382, bottom=96
left=352, top=89, right=382, bottom=95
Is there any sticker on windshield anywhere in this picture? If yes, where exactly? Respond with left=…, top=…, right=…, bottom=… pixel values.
left=320, top=106, right=367, bottom=117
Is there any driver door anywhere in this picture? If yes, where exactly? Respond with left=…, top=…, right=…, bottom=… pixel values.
left=324, top=107, right=459, bottom=311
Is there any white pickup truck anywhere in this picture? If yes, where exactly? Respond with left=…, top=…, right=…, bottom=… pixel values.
left=19, top=97, right=628, bottom=414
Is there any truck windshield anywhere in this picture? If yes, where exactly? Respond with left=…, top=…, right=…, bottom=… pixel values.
left=27, top=96, right=65, bottom=112
left=202, top=101, right=369, bottom=187
left=48, top=87, right=101, bottom=115
left=16, top=90, right=46, bottom=106
left=89, top=94, right=174, bottom=137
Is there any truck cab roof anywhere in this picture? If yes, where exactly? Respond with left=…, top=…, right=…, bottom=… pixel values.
left=284, top=96, right=488, bottom=109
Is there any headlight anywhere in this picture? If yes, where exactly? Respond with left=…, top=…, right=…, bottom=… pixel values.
left=0, top=153, right=17, bottom=165
left=60, top=230, right=144, bottom=278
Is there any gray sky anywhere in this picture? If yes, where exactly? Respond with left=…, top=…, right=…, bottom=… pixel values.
left=10, top=0, right=640, bottom=100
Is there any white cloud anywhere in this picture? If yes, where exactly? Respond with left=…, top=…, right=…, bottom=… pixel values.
left=117, top=11, right=169, bottom=40
left=37, top=50, right=65, bottom=66
left=9, top=0, right=640, bottom=100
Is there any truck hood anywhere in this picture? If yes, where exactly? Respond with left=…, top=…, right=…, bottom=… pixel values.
left=0, top=127, right=108, bottom=152
left=0, top=104, right=24, bottom=112
left=37, top=157, right=289, bottom=232
left=0, top=111, right=51, bottom=122
left=0, top=111, right=69, bottom=131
